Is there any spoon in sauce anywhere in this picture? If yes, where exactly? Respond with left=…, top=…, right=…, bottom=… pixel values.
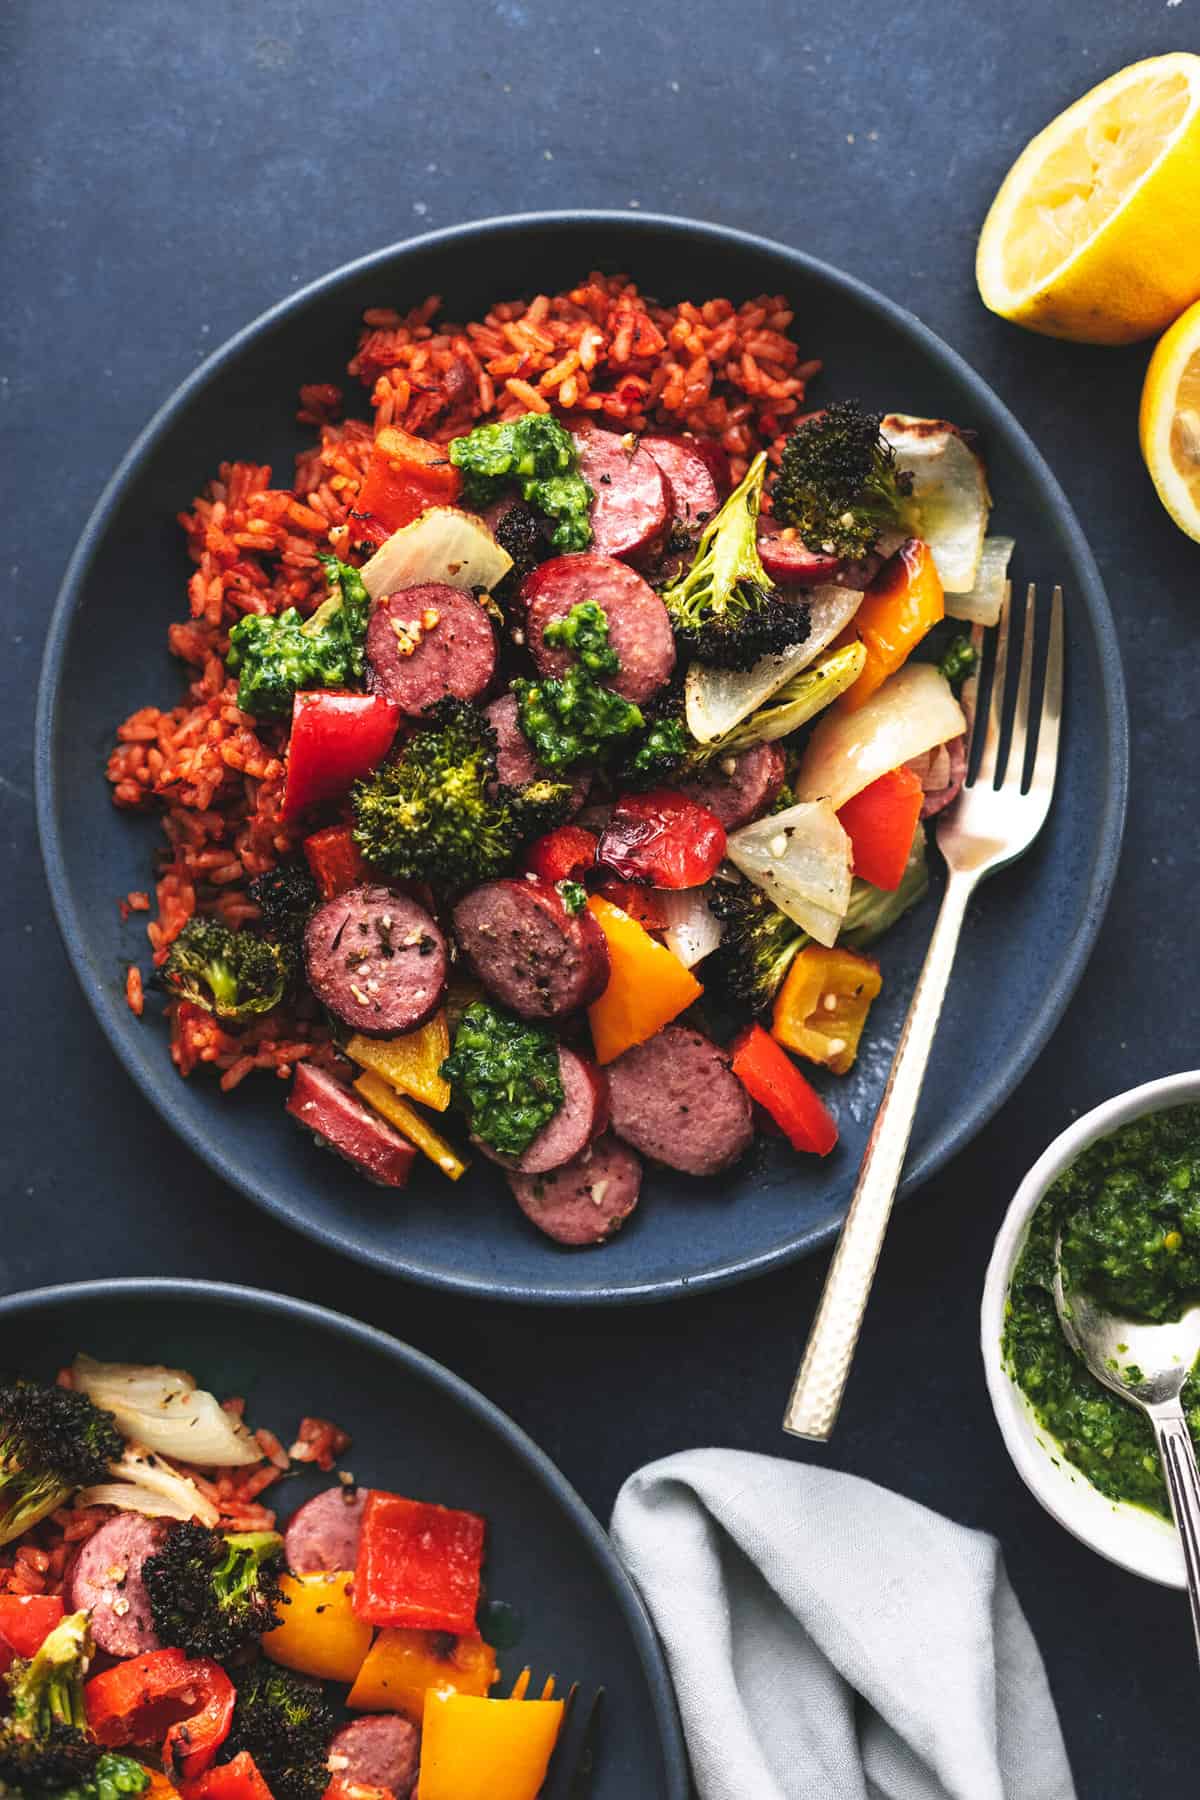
left=1054, top=1231, right=1200, bottom=1657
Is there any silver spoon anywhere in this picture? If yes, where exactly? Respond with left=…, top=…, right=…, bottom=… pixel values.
left=1054, top=1232, right=1200, bottom=1652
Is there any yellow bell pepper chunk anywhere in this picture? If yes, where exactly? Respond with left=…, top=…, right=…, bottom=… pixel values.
left=347, top=1626, right=498, bottom=1718
left=585, top=895, right=702, bottom=1066
left=354, top=1072, right=470, bottom=1180
left=262, top=1571, right=373, bottom=1683
left=345, top=1012, right=451, bottom=1111
left=771, top=945, right=882, bottom=1075
left=417, top=1690, right=565, bottom=1800
left=836, top=537, right=944, bottom=713
left=138, top=1773, right=182, bottom=1800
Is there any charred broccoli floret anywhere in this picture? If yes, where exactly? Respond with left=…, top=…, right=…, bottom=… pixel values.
left=247, top=861, right=319, bottom=943
left=450, top=413, right=593, bottom=552
left=0, top=1612, right=146, bottom=1799
left=491, top=500, right=547, bottom=603
left=143, top=1522, right=284, bottom=1661
left=615, top=688, right=700, bottom=787
left=661, top=454, right=811, bottom=669
left=0, top=1383, right=121, bottom=1545
left=227, top=556, right=371, bottom=718
left=352, top=697, right=573, bottom=890
left=771, top=401, right=913, bottom=562
left=158, top=919, right=294, bottom=1021
left=705, top=878, right=809, bottom=1017
left=222, top=1662, right=334, bottom=1800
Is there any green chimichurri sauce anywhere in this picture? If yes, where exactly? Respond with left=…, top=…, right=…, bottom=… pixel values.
left=1003, top=1103, right=1200, bottom=1518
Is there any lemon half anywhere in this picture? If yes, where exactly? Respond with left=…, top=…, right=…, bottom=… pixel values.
left=977, top=53, right=1200, bottom=344
left=1140, top=298, right=1200, bottom=542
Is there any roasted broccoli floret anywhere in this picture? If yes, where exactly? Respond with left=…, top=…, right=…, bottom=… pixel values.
left=615, top=688, right=699, bottom=787
left=0, top=1741, right=149, bottom=1800
left=771, top=401, right=914, bottom=562
left=143, top=1522, right=284, bottom=1661
left=352, top=697, right=573, bottom=890
left=159, top=919, right=294, bottom=1021
left=705, top=878, right=809, bottom=1017
left=0, top=1612, right=144, bottom=1800
left=441, top=1001, right=566, bottom=1158
left=660, top=454, right=811, bottom=670
left=222, top=1662, right=334, bottom=1800
left=840, top=831, right=930, bottom=949
left=227, top=556, right=371, bottom=717
left=247, top=861, right=319, bottom=943
left=937, top=633, right=978, bottom=689
left=0, top=1384, right=121, bottom=1546
left=491, top=500, right=547, bottom=603
left=450, top=413, right=594, bottom=552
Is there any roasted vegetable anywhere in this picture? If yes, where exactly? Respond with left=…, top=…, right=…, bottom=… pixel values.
left=449, top=414, right=593, bottom=552
left=839, top=831, right=930, bottom=949
left=221, top=1663, right=334, bottom=1800
left=705, top=878, right=810, bottom=1018
left=771, top=401, right=914, bottom=562
left=247, top=862, right=319, bottom=943
left=661, top=454, right=811, bottom=669
left=491, top=501, right=547, bottom=602
left=226, top=557, right=371, bottom=718
left=158, top=920, right=294, bottom=1022
left=351, top=698, right=573, bottom=889
left=441, top=1002, right=564, bottom=1158
left=0, top=1613, right=145, bottom=1800
left=143, top=1524, right=284, bottom=1662
left=0, top=1384, right=121, bottom=1546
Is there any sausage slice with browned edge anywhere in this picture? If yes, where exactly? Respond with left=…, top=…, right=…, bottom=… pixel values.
left=607, top=1024, right=753, bottom=1176
left=287, top=1063, right=418, bottom=1188
left=678, top=742, right=786, bottom=830
left=484, top=694, right=590, bottom=816
left=572, top=422, right=670, bottom=563
left=66, top=1514, right=166, bottom=1659
left=641, top=435, right=720, bottom=534
left=366, top=581, right=496, bottom=716
left=305, top=886, right=447, bottom=1036
left=452, top=876, right=609, bottom=1021
left=284, top=1484, right=370, bottom=1574
left=475, top=1045, right=609, bottom=1174
left=509, top=1134, right=642, bottom=1246
left=327, top=1715, right=420, bottom=1800
left=522, top=554, right=675, bottom=705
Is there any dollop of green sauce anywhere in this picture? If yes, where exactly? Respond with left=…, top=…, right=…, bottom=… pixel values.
left=1003, top=1103, right=1200, bottom=1518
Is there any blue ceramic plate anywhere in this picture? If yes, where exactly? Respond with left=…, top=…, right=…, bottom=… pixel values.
left=35, top=213, right=1127, bottom=1304
left=0, top=1278, right=688, bottom=1796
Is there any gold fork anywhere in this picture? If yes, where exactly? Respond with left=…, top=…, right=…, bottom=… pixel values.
left=783, top=583, right=1064, bottom=1440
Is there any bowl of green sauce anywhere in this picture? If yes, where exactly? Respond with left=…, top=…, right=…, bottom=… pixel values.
left=982, top=1071, right=1200, bottom=1588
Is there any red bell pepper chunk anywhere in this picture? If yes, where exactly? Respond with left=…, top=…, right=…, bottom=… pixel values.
left=593, top=880, right=668, bottom=931
left=303, top=824, right=366, bottom=900
left=353, top=1490, right=486, bottom=1635
left=522, top=825, right=599, bottom=886
left=836, top=766, right=924, bottom=891
left=356, top=426, right=462, bottom=535
left=0, top=1594, right=63, bottom=1676
left=730, top=1024, right=839, bottom=1157
left=182, top=1751, right=275, bottom=1800
left=598, top=790, right=726, bottom=890
left=85, top=1647, right=235, bottom=1781
left=283, top=691, right=400, bottom=822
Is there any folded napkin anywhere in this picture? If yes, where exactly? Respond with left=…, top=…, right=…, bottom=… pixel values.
left=611, top=1449, right=1075, bottom=1800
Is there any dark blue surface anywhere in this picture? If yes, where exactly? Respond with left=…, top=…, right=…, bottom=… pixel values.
left=0, top=1280, right=687, bottom=1797
left=4, top=2, right=1200, bottom=1791
left=35, top=213, right=1126, bottom=1304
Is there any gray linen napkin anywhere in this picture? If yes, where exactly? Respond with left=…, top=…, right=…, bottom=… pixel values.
left=611, top=1449, right=1075, bottom=1800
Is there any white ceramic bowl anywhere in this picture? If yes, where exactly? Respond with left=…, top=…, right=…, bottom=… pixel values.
left=981, top=1069, right=1200, bottom=1589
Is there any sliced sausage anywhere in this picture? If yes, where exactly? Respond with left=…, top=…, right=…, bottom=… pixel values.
left=451, top=876, right=609, bottom=1021
left=641, top=435, right=720, bottom=533
left=573, top=423, right=670, bottom=563
left=509, top=1134, right=642, bottom=1246
left=523, top=554, right=675, bottom=705
left=475, top=1045, right=609, bottom=1174
left=287, top=1063, right=418, bottom=1188
left=914, top=733, right=967, bottom=818
left=66, top=1514, right=166, bottom=1659
left=756, top=520, right=842, bottom=585
left=484, top=694, right=590, bottom=816
left=327, top=1715, right=420, bottom=1800
left=607, top=1024, right=753, bottom=1176
left=305, top=886, right=446, bottom=1037
left=284, top=1485, right=369, bottom=1575
left=366, top=582, right=496, bottom=716
left=678, top=743, right=786, bottom=830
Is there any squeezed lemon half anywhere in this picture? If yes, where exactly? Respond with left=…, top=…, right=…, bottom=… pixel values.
left=1140, top=298, right=1200, bottom=542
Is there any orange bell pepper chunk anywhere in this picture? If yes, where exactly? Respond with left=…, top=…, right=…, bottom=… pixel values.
left=356, top=426, right=463, bottom=535
left=347, top=1626, right=499, bottom=1718
left=417, top=1690, right=565, bottom=1800
left=585, top=895, right=702, bottom=1065
left=772, top=945, right=882, bottom=1075
left=837, top=538, right=944, bottom=713
left=837, top=766, right=924, bottom=890
left=302, top=824, right=366, bottom=900
left=345, top=1011, right=452, bottom=1111
left=262, top=1571, right=373, bottom=1683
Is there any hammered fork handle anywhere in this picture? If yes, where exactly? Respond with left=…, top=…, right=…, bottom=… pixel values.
left=783, top=868, right=975, bottom=1440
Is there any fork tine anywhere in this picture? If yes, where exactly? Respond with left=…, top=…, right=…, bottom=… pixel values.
left=973, top=582, right=1011, bottom=788
left=1006, top=583, right=1038, bottom=788
left=1030, top=583, right=1064, bottom=799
